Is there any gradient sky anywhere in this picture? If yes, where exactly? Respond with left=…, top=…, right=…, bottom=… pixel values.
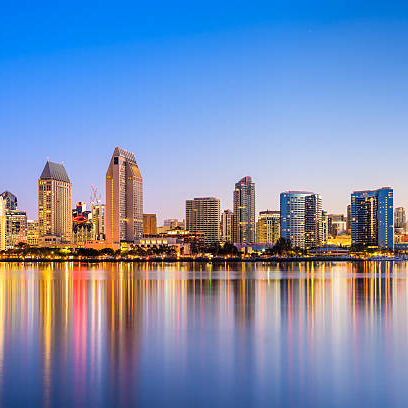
left=1, top=1, right=408, bottom=222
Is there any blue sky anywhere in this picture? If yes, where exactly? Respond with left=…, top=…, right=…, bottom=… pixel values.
left=1, top=1, right=408, bottom=222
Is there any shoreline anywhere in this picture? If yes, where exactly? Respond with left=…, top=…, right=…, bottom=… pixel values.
left=0, top=256, right=400, bottom=263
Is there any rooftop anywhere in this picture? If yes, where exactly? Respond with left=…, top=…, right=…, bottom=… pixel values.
left=113, top=146, right=137, bottom=163
left=40, top=161, right=70, bottom=183
left=352, top=187, right=393, bottom=194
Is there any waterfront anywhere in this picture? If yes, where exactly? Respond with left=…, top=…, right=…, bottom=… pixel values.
left=0, top=262, right=408, bottom=407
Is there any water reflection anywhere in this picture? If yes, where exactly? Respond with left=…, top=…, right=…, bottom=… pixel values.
left=0, top=262, right=407, bottom=407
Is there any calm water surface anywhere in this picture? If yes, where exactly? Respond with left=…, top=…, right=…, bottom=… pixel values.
left=0, top=261, right=407, bottom=407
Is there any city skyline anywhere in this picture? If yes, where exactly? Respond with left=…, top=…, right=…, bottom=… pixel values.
left=3, top=3, right=408, bottom=407
left=1, top=153, right=406, bottom=224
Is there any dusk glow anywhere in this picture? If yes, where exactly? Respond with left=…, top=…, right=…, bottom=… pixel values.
left=2, top=2, right=408, bottom=407
left=2, top=2, right=408, bottom=220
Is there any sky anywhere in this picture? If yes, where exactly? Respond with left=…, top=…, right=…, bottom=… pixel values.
left=1, top=1, right=408, bottom=222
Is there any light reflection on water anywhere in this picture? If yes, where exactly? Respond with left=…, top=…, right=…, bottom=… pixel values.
left=0, top=262, right=407, bottom=407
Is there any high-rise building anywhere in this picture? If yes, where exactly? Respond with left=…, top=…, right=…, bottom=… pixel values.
left=0, top=192, right=28, bottom=249
left=328, top=214, right=347, bottom=237
left=27, top=220, right=39, bottom=246
left=351, top=187, right=394, bottom=249
left=92, top=204, right=105, bottom=241
left=0, top=197, right=5, bottom=250
left=395, top=207, right=406, bottom=232
left=233, top=176, right=255, bottom=243
left=256, top=210, right=280, bottom=244
left=0, top=191, right=18, bottom=210
left=143, top=214, right=157, bottom=236
left=220, top=210, right=234, bottom=243
left=280, top=191, right=323, bottom=249
left=38, top=161, right=72, bottom=243
left=185, top=197, right=220, bottom=244
left=5, top=210, right=27, bottom=249
left=106, top=147, right=143, bottom=244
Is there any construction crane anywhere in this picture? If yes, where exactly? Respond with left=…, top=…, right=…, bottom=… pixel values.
left=90, top=185, right=101, bottom=208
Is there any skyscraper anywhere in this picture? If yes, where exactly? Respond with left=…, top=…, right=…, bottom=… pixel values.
left=106, top=147, right=143, bottom=244
left=185, top=197, right=220, bottom=244
left=38, top=161, right=72, bottom=243
left=92, top=204, right=106, bottom=241
left=233, top=176, right=255, bottom=243
left=256, top=210, right=280, bottom=244
left=220, top=209, right=234, bottom=243
left=351, top=187, right=393, bottom=249
left=280, top=191, right=323, bottom=249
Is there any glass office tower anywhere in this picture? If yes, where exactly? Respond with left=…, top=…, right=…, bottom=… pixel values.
left=233, top=177, right=255, bottom=243
left=350, top=187, right=393, bottom=250
left=280, top=191, right=322, bottom=249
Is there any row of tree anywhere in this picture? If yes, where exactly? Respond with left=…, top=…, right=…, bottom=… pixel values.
left=2, top=239, right=390, bottom=259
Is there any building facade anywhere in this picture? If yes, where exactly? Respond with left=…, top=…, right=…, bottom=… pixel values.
left=346, top=205, right=351, bottom=234
left=0, top=197, right=5, bottom=250
left=38, top=161, right=72, bottom=243
left=143, top=214, right=157, bottom=236
left=92, top=204, right=106, bottom=240
left=106, top=147, right=143, bottom=244
left=185, top=197, right=220, bottom=244
left=280, top=191, right=323, bottom=249
left=73, top=202, right=93, bottom=244
left=0, top=191, right=18, bottom=210
left=351, top=187, right=394, bottom=250
left=27, top=220, right=39, bottom=246
left=328, top=214, right=347, bottom=237
left=233, top=176, right=255, bottom=243
left=395, top=207, right=406, bottom=232
left=321, top=210, right=328, bottom=245
left=5, top=210, right=27, bottom=249
left=220, top=210, right=234, bottom=243
left=256, top=210, right=280, bottom=244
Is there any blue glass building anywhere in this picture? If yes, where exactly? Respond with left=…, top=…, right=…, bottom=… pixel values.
left=280, top=191, right=322, bottom=249
left=350, top=187, right=393, bottom=250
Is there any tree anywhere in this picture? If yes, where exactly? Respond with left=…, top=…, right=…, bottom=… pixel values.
left=266, top=238, right=292, bottom=256
left=75, top=248, right=99, bottom=257
left=100, top=248, right=115, bottom=257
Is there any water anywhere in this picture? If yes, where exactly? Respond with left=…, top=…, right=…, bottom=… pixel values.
left=0, top=261, right=407, bottom=407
